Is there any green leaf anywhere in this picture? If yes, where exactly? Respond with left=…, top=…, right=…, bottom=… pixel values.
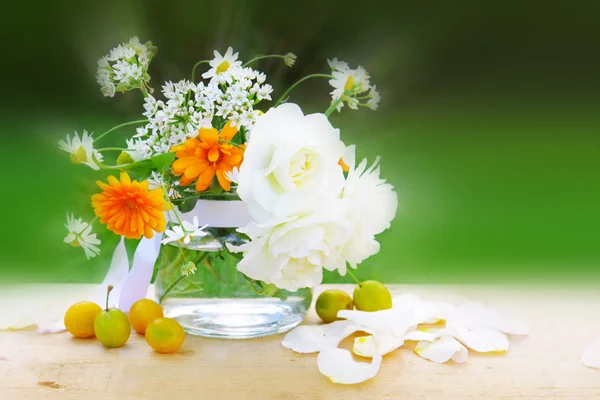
left=151, top=152, right=176, bottom=172
left=124, top=238, right=141, bottom=270
left=177, top=196, right=198, bottom=213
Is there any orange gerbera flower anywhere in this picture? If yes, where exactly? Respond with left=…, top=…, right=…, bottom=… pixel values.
left=91, top=172, right=167, bottom=240
left=171, top=121, right=245, bottom=192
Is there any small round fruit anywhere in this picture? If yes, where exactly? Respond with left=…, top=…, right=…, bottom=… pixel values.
left=94, top=309, right=131, bottom=348
left=64, top=301, right=102, bottom=338
left=129, top=299, right=164, bottom=335
left=145, top=318, right=185, bottom=354
left=353, top=280, right=393, bottom=312
left=316, top=289, right=354, bottom=323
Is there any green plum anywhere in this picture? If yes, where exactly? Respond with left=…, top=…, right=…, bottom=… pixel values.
left=93, top=285, right=131, bottom=348
left=353, top=280, right=393, bottom=312
left=316, top=289, right=354, bottom=323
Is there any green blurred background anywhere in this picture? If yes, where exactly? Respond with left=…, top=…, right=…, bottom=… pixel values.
left=1, top=0, right=598, bottom=284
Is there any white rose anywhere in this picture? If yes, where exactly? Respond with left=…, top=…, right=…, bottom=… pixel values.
left=237, top=103, right=346, bottom=222
left=338, top=145, right=398, bottom=273
left=230, top=194, right=351, bottom=291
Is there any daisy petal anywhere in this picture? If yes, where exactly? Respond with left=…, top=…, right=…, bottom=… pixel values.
left=415, top=336, right=468, bottom=364
left=582, top=340, right=600, bottom=369
left=282, top=320, right=361, bottom=354
left=318, top=348, right=382, bottom=384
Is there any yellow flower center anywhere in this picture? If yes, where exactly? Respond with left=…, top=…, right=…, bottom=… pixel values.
left=68, top=236, right=81, bottom=247
left=216, top=60, right=230, bottom=74
left=344, top=75, right=355, bottom=91
left=69, top=146, right=88, bottom=165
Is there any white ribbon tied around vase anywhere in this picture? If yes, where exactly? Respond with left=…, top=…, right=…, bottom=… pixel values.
left=16, top=200, right=253, bottom=333
left=118, top=199, right=254, bottom=312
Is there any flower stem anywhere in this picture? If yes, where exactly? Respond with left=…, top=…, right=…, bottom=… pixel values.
left=346, top=269, right=362, bottom=286
left=274, top=74, right=333, bottom=107
left=93, top=120, right=148, bottom=143
left=191, top=60, right=210, bottom=82
left=97, top=147, right=125, bottom=152
left=158, top=252, right=209, bottom=303
left=324, top=97, right=344, bottom=117
left=243, top=54, right=284, bottom=67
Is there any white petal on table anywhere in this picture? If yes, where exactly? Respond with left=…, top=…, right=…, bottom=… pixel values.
left=282, top=320, right=362, bottom=353
left=450, top=324, right=510, bottom=353
left=318, top=348, right=382, bottom=384
left=404, top=329, right=439, bottom=342
left=582, top=340, right=600, bottom=370
left=352, top=331, right=405, bottom=358
left=415, top=336, right=468, bottom=364
left=338, top=306, right=415, bottom=337
left=449, top=302, right=529, bottom=335
left=393, top=293, right=455, bottom=324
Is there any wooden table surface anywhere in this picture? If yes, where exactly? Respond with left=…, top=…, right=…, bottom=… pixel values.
left=1, top=284, right=599, bottom=399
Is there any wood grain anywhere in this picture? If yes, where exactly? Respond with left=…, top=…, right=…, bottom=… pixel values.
left=1, top=284, right=599, bottom=399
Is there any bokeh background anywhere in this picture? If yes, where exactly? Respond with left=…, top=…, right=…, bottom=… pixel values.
left=1, top=0, right=598, bottom=284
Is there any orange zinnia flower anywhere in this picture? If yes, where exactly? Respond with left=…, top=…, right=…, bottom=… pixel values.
left=91, top=172, right=167, bottom=240
left=171, top=121, right=244, bottom=192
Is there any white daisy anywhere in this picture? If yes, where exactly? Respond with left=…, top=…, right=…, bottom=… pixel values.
left=64, top=213, right=101, bottom=259
left=327, top=58, right=374, bottom=112
left=202, top=47, right=242, bottom=80
left=58, top=130, right=103, bottom=170
left=161, top=216, right=209, bottom=245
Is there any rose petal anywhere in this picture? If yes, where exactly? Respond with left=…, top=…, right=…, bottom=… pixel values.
left=352, top=331, right=405, bottom=358
left=394, top=293, right=455, bottom=324
left=450, top=303, right=529, bottom=335
left=582, top=340, right=600, bottom=370
left=282, top=320, right=361, bottom=353
left=415, top=336, right=468, bottom=363
left=318, top=348, right=382, bottom=384
left=404, top=329, right=438, bottom=342
left=338, top=306, right=415, bottom=336
left=451, top=324, right=509, bottom=353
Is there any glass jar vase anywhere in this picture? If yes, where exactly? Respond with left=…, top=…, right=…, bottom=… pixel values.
left=153, top=200, right=312, bottom=339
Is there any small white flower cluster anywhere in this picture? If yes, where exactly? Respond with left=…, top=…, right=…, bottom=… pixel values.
left=96, top=37, right=157, bottom=97
left=328, top=58, right=379, bottom=112
left=64, top=213, right=101, bottom=259
left=126, top=50, right=272, bottom=161
left=58, top=130, right=103, bottom=170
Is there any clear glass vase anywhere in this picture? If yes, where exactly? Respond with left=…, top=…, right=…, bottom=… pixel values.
left=154, top=226, right=312, bottom=339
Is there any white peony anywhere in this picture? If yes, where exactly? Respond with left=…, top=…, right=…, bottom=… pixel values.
left=338, top=145, right=398, bottom=273
left=229, top=194, right=351, bottom=291
left=237, top=103, right=346, bottom=223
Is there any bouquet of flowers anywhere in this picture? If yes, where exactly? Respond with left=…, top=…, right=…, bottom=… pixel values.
left=60, top=37, right=396, bottom=304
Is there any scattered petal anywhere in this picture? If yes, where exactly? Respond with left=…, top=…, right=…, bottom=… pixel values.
left=318, top=348, right=382, bottom=384
left=582, top=340, right=600, bottom=369
left=451, top=325, right=509, bottom=353
left=352, top=332, right=405, bottom=358
left=282, top=320, right=361, bottom=353
left=394, top=293, right=455, bottom=324
left=449, top=303, right=529, bottom=335
left=338, top=306, right=415, bottom=336
left=404, top=329, right=438, bottom=342
left=415, top=336, right=468, bottom=364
